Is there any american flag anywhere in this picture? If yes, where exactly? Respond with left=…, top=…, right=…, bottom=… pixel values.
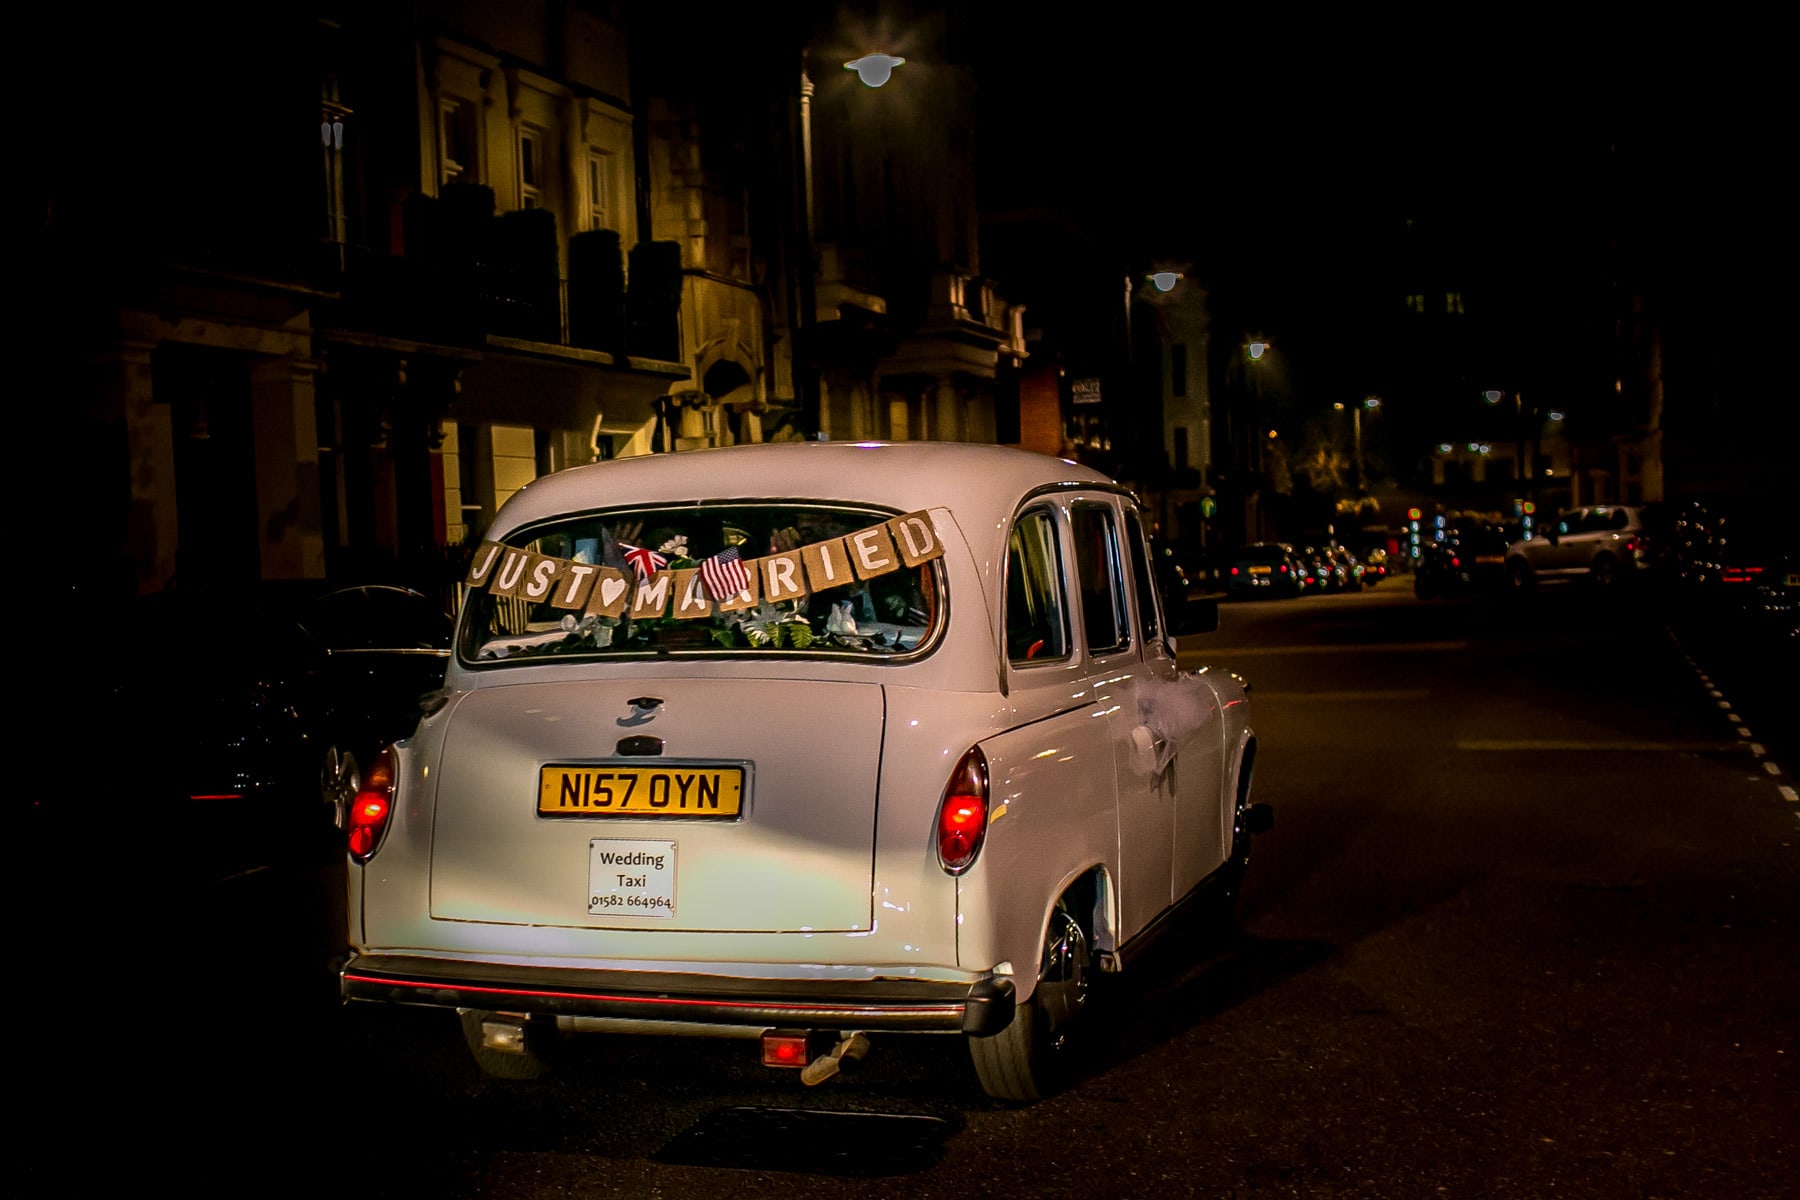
left=620, top=542, right=668, bottom=581
left=701, top=547, right=751, bottom=601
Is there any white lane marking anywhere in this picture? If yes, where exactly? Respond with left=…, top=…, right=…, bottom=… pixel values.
left=1456, top=740, right=1750, bottom=753
left=1667, top=624, right=1795, bottom=808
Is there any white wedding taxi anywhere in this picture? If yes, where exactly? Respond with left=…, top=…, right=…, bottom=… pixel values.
left=339, top=441, right=1266, bottom=1101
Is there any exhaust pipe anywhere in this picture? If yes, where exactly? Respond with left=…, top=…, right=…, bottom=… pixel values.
left=800, top=1032, right=871, bottom=1086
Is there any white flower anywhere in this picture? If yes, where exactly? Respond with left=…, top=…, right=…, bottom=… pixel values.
left=658, top=534, right=689, bottom=557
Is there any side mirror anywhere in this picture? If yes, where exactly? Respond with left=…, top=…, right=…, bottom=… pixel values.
left=1167, top=595, right=1218, bottom=638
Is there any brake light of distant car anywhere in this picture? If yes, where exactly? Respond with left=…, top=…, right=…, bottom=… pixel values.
left=1230, top=566, right=1239, bottom=575
left=347, top=747, right=397, bottom=862
left=1721, top=565, right=1763, bottom=583
left=1278, top=564, right=1288, bottom=573
left=935, top=747, right=989, bottom=875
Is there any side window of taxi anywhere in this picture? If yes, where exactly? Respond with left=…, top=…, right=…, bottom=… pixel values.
left=1124, top=509, right=1162, bottom=645
left=1071, top=502, right=1128, bottom=656
left=1005, top=507, right=1070, bottom=663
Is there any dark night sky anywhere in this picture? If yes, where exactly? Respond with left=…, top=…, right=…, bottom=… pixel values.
left=962, top=10, right=1790, bottom=454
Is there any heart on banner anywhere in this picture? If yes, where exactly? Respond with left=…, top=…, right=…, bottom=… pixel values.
left=599, top=576, right=629, bottom=607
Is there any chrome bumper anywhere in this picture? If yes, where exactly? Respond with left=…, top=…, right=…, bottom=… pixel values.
left=340, top=953, right=1016, bottom=1036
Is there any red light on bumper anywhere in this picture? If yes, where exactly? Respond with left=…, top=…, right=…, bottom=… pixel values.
left=761, top=1030, right=813, bottom=1068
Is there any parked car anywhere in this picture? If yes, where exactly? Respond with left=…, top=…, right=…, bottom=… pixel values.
left=86, top=583, right=453, bottom=880
left=1361, top=546, right=1390, bottom=584
left=1299, top=545, right=1347, bottom=593
left=1505, top=504, right=1652, bottom=591
left=1226, top=542, right=1304, bottom=598
left=338, top=442, right=1269, bottom=1103
left=1415, top=523, right=1512, bottom=599
left=1330, top=546, right=1367, bottom=591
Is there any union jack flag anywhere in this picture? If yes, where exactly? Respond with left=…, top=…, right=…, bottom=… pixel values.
left=620, top=542, right=668, bottom=581
left=700, top=546, right=752, bottom=601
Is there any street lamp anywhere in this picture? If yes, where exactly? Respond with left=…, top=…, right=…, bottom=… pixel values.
left=1484, top=387, right=1536, bottom=510
left=1333, top=394, right=1380, bottom=495
left=844, top=52, right=905, bottom=87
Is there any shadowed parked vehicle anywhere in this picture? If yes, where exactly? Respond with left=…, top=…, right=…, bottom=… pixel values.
left=84, top=584, right=452, bottom=881
left=1227, top=542, right=1304, bottom=598
left=1415, top=524, right=1512, bottom=599
left=337, top=441, right=1269, bottom=1103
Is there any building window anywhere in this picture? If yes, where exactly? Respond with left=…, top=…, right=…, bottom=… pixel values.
left=519, top=129, right=542, bottom=208
left=586, top=151, right=611, bottom=230
left=1170, top=343, right=1187, bottom=397
left=441, top=98, right=479, bottom=185
left=1406, top=293, right=1426, bottom=314
left=1445, top=291, right=1464, bottom=314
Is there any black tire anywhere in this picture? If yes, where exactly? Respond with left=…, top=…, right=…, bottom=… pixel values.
left=459, top=1009, right=558, bottom=1080
left=1590, top=553, right=1618, bottom=590
left=969, top=900, right=1093, bottom=1102
left=1506, top=558, right=1535, bottom=593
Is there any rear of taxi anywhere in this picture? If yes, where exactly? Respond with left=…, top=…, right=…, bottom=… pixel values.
left=339, top=443, right=1109, bottom=1092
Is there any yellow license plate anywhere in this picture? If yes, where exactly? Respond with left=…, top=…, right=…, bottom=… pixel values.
left=1475, top=555, right=1504, bottom=565
left=1248, top=565, right=1272, bottom=575
left=538, top=765, right=744, bottom=817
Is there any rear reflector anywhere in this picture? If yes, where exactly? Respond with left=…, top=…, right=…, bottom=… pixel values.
left=761, top=1030, right=814, bottom=1068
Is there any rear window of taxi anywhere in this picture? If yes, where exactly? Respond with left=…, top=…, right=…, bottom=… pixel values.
left=459, top=503, right=945, bottom=663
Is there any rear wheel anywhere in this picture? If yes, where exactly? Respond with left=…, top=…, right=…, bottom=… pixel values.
left=1506, top=558, right=1535, bottom=593
left=969, top=900, right=1093, bottom=1102
left=1590, top=553, right=1618, bottom=590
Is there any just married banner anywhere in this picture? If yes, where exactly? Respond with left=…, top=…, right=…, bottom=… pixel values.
left=463, top=510, right=947, bottom=622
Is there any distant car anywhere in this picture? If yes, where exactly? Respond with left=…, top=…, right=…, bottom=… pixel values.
left=1361, top=547, right=1390, bottom=584
left=1415, top=524, right=1511, bottom=599
left=338, top=442, right=1269, bottom=1103
left=1505, top=504, right=1651, bottom=591
left=1679, top=506, right=1799, bottom=641
left=1330, top=546, right=1367, bottom=591
left=1227, top=542, right=1303, bottom=598
left=93, top=584, right=452, bottom=878
left=1299, top=545, right=1346, bottom=593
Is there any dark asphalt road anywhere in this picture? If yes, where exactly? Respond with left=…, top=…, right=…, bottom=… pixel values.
left=32, top=576, right=1795, bottom=1198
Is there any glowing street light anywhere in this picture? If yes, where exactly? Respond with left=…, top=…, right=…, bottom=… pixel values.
left=1247, top=340, right=1269, bottom=361
left=1148, top=271, right=1182, bottom=293
left=845, top=53, right=905, bottom=87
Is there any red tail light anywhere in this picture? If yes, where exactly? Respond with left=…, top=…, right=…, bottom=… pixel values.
left=1278, top=564, right=1288, bottom=573
left=1229, top=566, right=1239, bottom=575
left=348, top=747, right=398, bottom=862
left=936, top=747, right=989, bottom=875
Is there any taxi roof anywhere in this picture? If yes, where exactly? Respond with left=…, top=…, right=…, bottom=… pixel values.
left=487, top=441, right=1121, bottom=538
